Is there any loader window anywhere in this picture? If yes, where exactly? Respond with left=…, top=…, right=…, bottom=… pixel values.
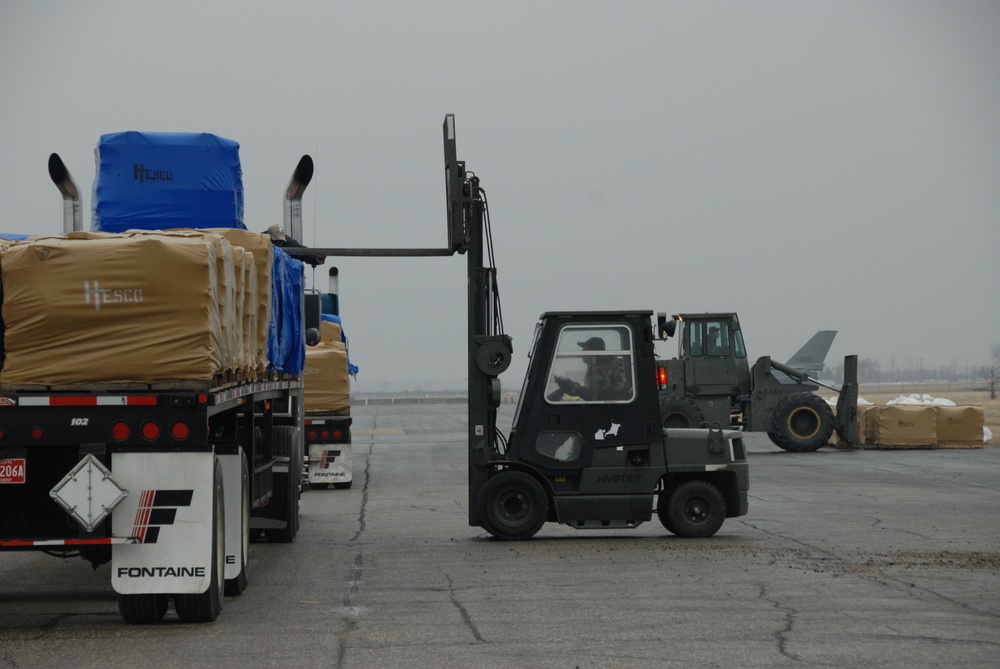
left=545, top=325, right=635, bottom=404
left=733, top=329, right=746, bottom=358
left=688, top=320, right=731, bottom=358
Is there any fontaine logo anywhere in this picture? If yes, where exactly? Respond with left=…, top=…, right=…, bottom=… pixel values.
left=133, top=162, right=174, bottom=184
left=83, top=280, right=143, bottom=310
left=131, top=489, right=194, bottom=544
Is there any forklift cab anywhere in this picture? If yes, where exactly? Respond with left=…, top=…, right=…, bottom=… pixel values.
left=507, top=311, right=661, bottom=477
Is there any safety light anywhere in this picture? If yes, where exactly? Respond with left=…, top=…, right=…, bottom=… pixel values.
left=141, top=421, right=161, bottom=441
left=31, top=427, right=44, bottom=441
left=332, top=430, right=342, bottom=441
left=171, top=421, right=191, bottom=441
left=111, top=421, right=131, bottom=441
left=656, top=366, right=668, bottom=388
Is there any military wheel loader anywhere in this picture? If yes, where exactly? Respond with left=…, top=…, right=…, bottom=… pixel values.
left=654, top=312, right=858, bottom=452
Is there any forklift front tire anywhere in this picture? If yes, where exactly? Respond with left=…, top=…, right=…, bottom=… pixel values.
left=478, top=471, right=548, bottom=541
left=662, top=480, right=726, bottom=538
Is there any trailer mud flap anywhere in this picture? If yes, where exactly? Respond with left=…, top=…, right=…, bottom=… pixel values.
left=111, top=452, right=215, bottom=596
left=219, top=449, right=248, bottom=586
left=308, top=443, right=352, bottom=484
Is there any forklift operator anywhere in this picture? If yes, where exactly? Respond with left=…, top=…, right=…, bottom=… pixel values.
left=553, top=336, right=630, bottom=401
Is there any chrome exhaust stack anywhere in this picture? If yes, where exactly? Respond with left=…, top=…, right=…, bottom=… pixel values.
left=48, top=153, right=83, bottom=233
left=284, top=155, right=314, bottom=245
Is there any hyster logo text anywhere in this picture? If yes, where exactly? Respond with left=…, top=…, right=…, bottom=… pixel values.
left=133, top=163, right=174, bottom=184
left=597, top=474, right=641, bottom=484
left=117, top=566, right=206, bottom=578
left=84, top=281, right=143, bottom=311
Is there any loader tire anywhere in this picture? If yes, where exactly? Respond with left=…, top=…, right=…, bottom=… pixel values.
left=478, top=471, right=548, bottom=541
left=769, top=392, right=835, bottom=452
left=660, top=397, right=705, bottom=429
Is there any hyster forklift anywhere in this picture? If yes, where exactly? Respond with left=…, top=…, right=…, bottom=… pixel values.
left=287, top=116, right=748, bottom=541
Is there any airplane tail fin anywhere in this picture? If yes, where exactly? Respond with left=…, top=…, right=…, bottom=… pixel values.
left=786, top=331, right=837, bottom=374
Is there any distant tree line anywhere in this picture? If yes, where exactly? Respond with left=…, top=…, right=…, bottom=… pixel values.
left=825, top=345, right=1000, bottom=396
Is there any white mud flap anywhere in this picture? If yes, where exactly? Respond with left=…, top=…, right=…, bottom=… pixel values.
left=111, top=452, right=215, bottom=596
left=308, top=443, right=352, bottom=484
left=219, top=449, right=248, bottom=586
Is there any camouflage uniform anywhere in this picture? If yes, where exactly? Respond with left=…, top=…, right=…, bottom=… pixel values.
left=559, top=357, right=630, bottom=401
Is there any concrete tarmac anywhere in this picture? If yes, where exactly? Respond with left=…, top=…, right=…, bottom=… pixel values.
left=1, top=401, right=998, bottom=668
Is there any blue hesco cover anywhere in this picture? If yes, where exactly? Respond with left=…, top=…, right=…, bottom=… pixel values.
left=267, top=247, right=306, bottom=376
left=321, top=314, right=359, bottom=375
left=92, top=132, right=245, bottom=232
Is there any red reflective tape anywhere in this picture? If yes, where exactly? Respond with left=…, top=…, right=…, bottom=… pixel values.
left=0, top=540, right=34, bottom=547
left=126, top=396, right=157, bottom=406
left=65, top=538, right=113, bottom=545
left=49, top=396, right=97, bottom=406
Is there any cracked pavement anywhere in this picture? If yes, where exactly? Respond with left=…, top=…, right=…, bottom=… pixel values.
left=1, top=402, right=997, bottom=668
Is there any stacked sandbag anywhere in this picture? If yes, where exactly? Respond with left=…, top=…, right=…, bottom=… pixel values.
left=303, top=317, right=351, bottom=413
left=207, top=228, right=272, bottom=376
left=1, top=232, right=230, bottom=386
left=853, top=403, right=984, bottom=449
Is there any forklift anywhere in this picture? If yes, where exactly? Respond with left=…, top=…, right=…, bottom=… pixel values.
left=286, top=116, right=749, bottom=541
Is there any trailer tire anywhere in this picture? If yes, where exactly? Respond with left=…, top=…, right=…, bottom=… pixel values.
left=175, top=457, right=225, bottom=623
left=224, top=453, right=250, bottom=596
left=267, top=426, right=300, bottom=543
left=660, top=396, right=705, bottom=429
left=769, top=392, right=834, bottom=452
left=119, top=593, right=169, bottom=624
left=664, top=480, right=726, bottom=538
left=478, top=471, right=548, bottom=541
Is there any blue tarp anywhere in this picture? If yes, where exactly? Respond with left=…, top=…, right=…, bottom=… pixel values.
left=92, top=131, right=245, bottom=232
left=267, top=247, right=306, bottom=377
left=320, top=314, right=359, bottom=376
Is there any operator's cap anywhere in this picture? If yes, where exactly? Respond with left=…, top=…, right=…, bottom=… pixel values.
left=578, top=336, right=605, bottom=351
left=266, top=224, right=287, bottom=242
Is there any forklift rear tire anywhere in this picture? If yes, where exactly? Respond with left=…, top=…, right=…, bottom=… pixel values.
left=478, top=471, right=548, bottom=541
left=769, top=392, right=835, bottom=452
left=660, top=397, right=705, bottom=429
left=662, top=480, right=726, bottom=538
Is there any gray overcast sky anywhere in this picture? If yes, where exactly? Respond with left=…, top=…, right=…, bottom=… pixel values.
left=2, top=1, right=998, bottom=391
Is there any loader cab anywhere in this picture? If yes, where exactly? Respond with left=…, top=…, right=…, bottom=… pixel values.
left=507, top=311, right=659, bottom=475
left=669, top=313, right=751, bottom=397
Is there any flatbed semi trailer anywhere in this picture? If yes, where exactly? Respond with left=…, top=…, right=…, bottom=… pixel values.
left=0, top=378, right=303, bottom=623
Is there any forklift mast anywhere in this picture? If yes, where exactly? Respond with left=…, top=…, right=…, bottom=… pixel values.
left=284, top=115, right=511, bottom=526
